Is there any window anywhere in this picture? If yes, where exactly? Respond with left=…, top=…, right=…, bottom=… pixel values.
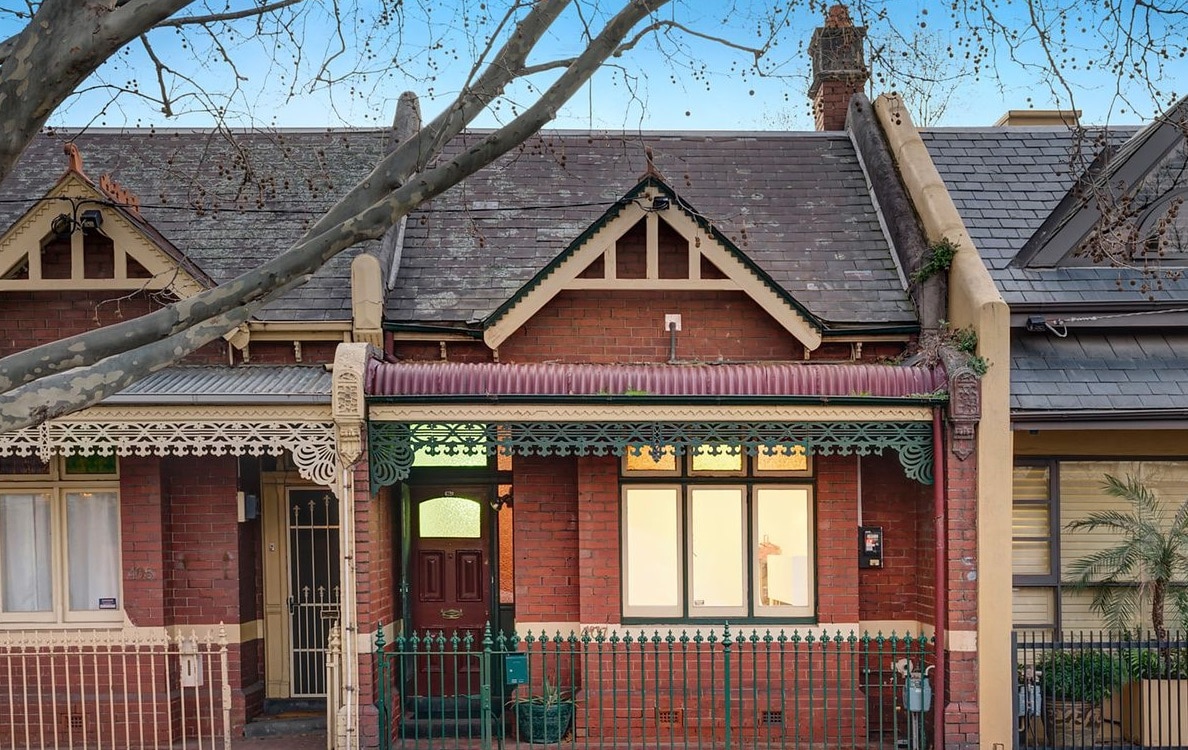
left=0, top=456, right=121, bottom=624
left=1011, top=459, right=1188, bottom=632
left=621, top=446, right=813, bottom=620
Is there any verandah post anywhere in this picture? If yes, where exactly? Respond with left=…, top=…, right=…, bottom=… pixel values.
left=376, top=624, right=388, bottom=749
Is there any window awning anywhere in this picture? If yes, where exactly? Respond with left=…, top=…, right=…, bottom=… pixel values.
left=365, top=362, right=945, bottom=487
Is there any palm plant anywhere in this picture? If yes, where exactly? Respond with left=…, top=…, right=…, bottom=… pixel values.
left=1065, top=474, right=1188, bottom=640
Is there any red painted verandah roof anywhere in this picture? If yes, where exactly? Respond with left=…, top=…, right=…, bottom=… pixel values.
left=366, top=362, right=946, bottom=401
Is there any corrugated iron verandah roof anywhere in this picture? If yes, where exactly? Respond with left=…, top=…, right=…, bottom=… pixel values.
left=367, top=362, right=946, bottom=399
left=365, top=362, right=945, bottom=487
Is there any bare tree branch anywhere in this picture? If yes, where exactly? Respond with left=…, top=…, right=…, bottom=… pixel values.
left=155, top=0, right=302, bottom=28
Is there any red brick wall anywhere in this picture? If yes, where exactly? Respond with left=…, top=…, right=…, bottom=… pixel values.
left=813, top=80, right=860, bottom=131
left=163, top=456, right=241, bottom=624
left=577, top=455, right=620, bottom=624
left=857, top=454, right=929, bottom=622
left=121, top=456, right=168, bottom=627
left=816, top=455, right=860, bottom=623
left=514, top=455, right=580, bottom=621
left=499, top=290, right=806, bottom=363
left=942, top=426, right=979, bottom=747
left=0, top=290, right=226, bottom=362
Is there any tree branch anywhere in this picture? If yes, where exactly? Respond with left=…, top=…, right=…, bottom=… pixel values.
left=155, top=0, right=302, bottom=28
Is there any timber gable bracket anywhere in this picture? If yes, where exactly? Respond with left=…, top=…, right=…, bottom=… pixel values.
left=482, top=176, right=825, bottom=351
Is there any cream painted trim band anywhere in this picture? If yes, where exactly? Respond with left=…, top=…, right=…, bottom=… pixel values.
left=0, top=418, right=338, bottom=486
left=0, top=619, right=265, bottom=645
left=369, top=403, right=935, bottom=423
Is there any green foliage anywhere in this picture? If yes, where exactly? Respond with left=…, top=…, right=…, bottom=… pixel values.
left=910, top=238, right=959, bottom=284
left=510, top=677, right=573, bottom=707
left=1121, top=646, right=1188, bottom=679
left=1038, top=649, right=1123, bottom=703
left=1065, top=474, right=1188, bottom=636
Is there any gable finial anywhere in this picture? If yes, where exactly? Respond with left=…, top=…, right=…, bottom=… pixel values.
left=64, top=143, right=85, bottom=177
left=640, top=145, right=666, bottom=182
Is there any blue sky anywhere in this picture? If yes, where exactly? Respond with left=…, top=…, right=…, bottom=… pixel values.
left=11, top=1, right=1187, bottom=132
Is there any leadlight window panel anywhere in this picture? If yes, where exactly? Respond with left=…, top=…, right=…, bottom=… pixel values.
left=754, top=445, right=812, bottom=476
left=622, top=445, right=679, bottom=475
left=621, top=486, right=682, bottom=618
left=690, top=446, right=744, bottom=475
left=64, top=454, right=118, bottom=477
left=418, top=495, right=482, bottom=538
left=754, top=487, right=813, bottom=617
left=688, top=487, right=746, bottom=617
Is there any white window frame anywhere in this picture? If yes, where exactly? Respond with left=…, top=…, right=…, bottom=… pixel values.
left=0, top=457, right=122, bottom=626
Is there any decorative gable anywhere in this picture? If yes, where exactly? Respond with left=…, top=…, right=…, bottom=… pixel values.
left=1016, top=96, right=1188, bottom=269
left=0, top=145, right=207, bottom=297
left=483, top=177, right=823, bottom=351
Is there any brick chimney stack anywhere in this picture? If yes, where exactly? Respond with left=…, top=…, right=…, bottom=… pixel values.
left=808, top=4, right=868, bottom=131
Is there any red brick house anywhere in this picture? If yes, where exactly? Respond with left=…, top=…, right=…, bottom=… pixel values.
left=0, top=12, right=1001, bottom=750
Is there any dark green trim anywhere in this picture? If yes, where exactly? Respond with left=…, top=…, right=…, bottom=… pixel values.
left=384, top=322, right=484, bottom=337
left=368, top=420, right=935, bottom=488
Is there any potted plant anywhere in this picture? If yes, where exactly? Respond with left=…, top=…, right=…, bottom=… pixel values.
left=1066, top=474, right=1188, bottom=745
left=1038, top=649, right=1122, bottom=746
left=510, top=677, right=575, bottom=744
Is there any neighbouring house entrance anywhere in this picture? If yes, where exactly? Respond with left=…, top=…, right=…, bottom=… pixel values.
left=409, top=484, right=492, bottom=697
left=264, top=479, right=341, bottom=698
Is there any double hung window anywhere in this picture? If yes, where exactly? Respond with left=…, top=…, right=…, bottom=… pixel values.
left=0, top=456, right=122, bottom=624
left=621, top=446, right=814, bottom=620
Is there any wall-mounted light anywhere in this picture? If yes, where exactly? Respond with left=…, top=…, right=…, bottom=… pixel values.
left=79, top=209, right=103, bottom=231
left=651, top=196, right=670, bottom=211
left=51, top=213, right=73, bottom=238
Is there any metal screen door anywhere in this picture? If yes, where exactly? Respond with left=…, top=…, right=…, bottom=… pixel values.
left=287, top=489, right=341, bottom=697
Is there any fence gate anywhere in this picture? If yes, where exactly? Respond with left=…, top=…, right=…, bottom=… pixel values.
left=288, top=488, right=342, bottom=697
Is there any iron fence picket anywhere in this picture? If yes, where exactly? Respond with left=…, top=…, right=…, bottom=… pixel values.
left=374, top=624, right=936, bottom=750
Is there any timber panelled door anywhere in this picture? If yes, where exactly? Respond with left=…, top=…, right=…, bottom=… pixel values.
left=264, top=477, right=342, bottom=698
left=411, top=484, right=492, bottom=696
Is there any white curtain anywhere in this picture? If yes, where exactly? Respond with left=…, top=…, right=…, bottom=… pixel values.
left=0, top=493, right=52, bottom=612
left=66, top=492, right=120, bottom=611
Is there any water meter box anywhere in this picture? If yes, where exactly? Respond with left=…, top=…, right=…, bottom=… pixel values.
left=903, top=675, right=932, bottom=713
left=504, top=652, right=528, bottom=685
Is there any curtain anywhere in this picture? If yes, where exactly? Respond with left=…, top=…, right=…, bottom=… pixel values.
left=0, top=493, right=52, bottom=612
left=66, top=492, right=120, bottom=611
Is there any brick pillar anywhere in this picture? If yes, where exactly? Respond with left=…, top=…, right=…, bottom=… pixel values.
left=577, top=455, right=620, bottom=625
left=942, top=430, right=980, bottom=749
left=816, top=455, right=861, bottom=622
left=513, top=456, right=580, bottom=623
left=807, top=4, right=868, bottom=131
left=121, top=456, right=167, bottom=627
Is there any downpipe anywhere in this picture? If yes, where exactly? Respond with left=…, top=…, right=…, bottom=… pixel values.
left=932, top=408, right=947, bottom=750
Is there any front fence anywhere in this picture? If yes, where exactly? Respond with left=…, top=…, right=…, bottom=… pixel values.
left=1015, top=630, right=1188, bottom=749
left=0, top=627, right=232, bottom=750
left=376, top=625, right=934, bottom=750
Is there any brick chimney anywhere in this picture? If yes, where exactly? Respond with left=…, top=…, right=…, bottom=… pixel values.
left=808, top=4, right=868, bottom=131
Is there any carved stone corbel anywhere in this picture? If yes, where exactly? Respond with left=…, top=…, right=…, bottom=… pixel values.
left=332, top=342, right=375, bottom=467
left=941, top=348, right=981, bottom=461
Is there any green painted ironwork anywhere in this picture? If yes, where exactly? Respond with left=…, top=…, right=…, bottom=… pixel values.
left=373, top=624, right=934, bottom=750
left=368, top=420, right=935, bottom=488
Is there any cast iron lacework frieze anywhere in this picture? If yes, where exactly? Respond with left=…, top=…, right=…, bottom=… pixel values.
left=368, top=421, right=935, bottom=487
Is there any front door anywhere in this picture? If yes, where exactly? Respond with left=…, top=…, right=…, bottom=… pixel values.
left=410, top=485, right=491, bottom=696
left=262, top=479, right=341, bottom=698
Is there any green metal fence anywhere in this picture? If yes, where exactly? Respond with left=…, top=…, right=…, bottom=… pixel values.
left=376, top=625, right=933, bottom=750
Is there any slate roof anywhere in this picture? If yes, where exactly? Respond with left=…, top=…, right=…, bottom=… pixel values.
left=395, top=131, right=915, bottom=327
left=3, top=129, right=393, bottom=321
left=3, top=129, right=915, bottom=330
left=1011, top=330, right=1188, bottom=417
left=920, top=126, right=1188, bottom=305
left=103, top=365, right=331, bottom=404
